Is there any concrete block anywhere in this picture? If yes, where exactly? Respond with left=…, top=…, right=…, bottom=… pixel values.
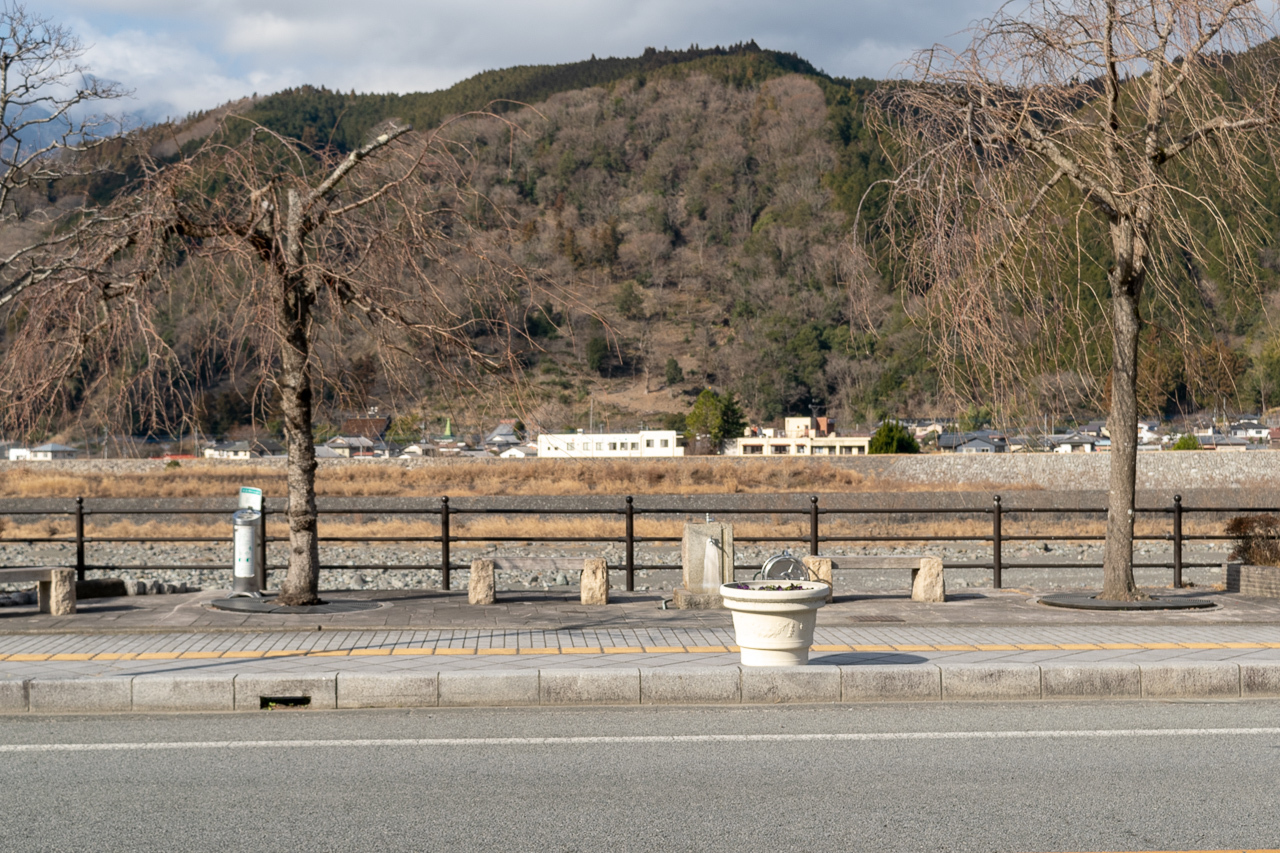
left=941, top=664, right=1041, bottom=700
left=337, top=672, right=438, bottom=709
left=439, top=671, right=539, bottom=707
left=132, top=675, right=235, bottom=712
left=1141, top=662, right=1239, bottom=699
left=29, top=678, right=132, bottom=713
left=802, top=556, right=834, bottom=602
left=672, top=588, right=722, bottom=609
left=234, top=673, right=337, bottom=710
left=0, top=679, right=28, bottom=713
left=1041, top=663, right=1140, bottom=699
left=77, top=578, right=128, bottom=599
left=468, top=559, right=495, bottom=605
left=840, top=665, right=941, bottom=702
left=540, top=669, right=640, bottom=705
left=741, top=666, right=840, bottom=704
left=1240, top=662, right=1280, bottom=697
left=911, top=557, right=946, bottom=603
left=640, top=667, right=740, bottom=705
left=580, top=558, right=609, bottom=606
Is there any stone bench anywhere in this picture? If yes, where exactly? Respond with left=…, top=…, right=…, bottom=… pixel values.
left=801, top=555, right=945, bottom=603
left=0, top=567, right=77, bottom=615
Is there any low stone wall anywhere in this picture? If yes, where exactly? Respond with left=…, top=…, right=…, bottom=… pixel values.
left=2, top=448, right=1279, bottom=492
left=1226, top=563, right=1280, bottom=598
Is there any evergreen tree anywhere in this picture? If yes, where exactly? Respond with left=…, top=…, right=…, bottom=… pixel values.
left=685, top=389, right=746, bottom=451
left=664, top=357, right=684, bottom=386
left=869, top=420, right=920, bottom=454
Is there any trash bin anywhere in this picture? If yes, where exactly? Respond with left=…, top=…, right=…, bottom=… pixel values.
left=230, top=508, right=261, bottom=597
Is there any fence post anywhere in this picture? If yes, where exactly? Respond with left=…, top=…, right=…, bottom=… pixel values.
left=810, top=495, right=820, bottom=556
left=440, top=496, right=451, bottom=591
left=257, top=507, right=268, bottom=591
left=74, top=497, right=85, bottom=582
left=992, top=494, right=1003, bottom=589
left=1173, top=493, right=1183, bottom=589
left=625, top=496, right=635, bottom=592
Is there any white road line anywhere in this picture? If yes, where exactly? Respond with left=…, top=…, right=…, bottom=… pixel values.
left=2, top=728, right=1280, bottom=753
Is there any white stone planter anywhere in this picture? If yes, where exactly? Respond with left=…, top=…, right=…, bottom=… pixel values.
left=720, top=580, right=830, bottom=666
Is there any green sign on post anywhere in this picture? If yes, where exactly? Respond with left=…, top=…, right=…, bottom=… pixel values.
left=238, top=487, right=263, bottom=511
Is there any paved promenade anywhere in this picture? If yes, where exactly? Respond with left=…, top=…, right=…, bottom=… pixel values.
left=3, top=586, right=1280, bottom=711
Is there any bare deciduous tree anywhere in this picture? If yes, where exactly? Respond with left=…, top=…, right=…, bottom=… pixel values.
left=1, top=114, right=551, bottom=605
left=865, top=0, right=1280, bottom=599
left=0, top=2, right=124, bottom=303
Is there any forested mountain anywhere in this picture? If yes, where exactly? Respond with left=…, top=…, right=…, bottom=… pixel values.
left=23, top=43, right=1280, bottom=440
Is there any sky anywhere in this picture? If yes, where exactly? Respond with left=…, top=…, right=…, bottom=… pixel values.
left=39, top=0, right=1005, bottom=123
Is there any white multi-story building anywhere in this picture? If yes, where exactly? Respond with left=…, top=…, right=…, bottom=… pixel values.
left=537, top=430, right=685, bottom=458
left=727, top=417, right=872, bottom=456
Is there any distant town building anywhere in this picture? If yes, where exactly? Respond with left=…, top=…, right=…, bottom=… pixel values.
left=203, top=439, right=283, bottom=459
left=730, top=417, right=871, bottom=456
left=8, top=443, right=78, bottom=461
left=538, top=430, right=686, bottom=458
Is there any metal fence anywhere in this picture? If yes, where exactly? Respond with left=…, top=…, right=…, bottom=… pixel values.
left=0, top=494, right=1256, bottom=591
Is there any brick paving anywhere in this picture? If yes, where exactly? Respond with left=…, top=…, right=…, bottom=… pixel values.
left=4, top=586, right=1280, bottom=681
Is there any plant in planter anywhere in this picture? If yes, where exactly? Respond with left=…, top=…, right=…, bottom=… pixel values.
left=720, top=580, right=830, bottom=666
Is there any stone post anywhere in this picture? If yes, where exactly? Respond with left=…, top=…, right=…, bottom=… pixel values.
left=468, top=558, right=496, bottom=605
left=910, top=557, right=946, bottom=603
left=802, top=555, right=834, bottom=603
left=580, top=558, right=609, bottom=605
left=37, top=568, right=77, bottom=616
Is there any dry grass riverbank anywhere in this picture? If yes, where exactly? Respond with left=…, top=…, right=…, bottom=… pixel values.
left=0, top=458, right=1024, bottom=499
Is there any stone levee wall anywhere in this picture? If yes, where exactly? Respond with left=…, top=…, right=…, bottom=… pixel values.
left=3, top=449, right=1280, bottom=493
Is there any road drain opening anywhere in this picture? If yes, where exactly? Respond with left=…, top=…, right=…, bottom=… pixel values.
left=261, top=696, right=311, bottom=710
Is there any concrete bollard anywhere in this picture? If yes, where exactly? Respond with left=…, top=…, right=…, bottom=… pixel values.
left=911, top=557, right=946, bottom=602
left=468, top=558, right=496, bottom=605
left=802, top=556, right=834, bottom=603
left=580, top=558, right=609, bottom=605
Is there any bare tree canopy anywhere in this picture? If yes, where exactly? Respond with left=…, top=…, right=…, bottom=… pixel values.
left=0, top=111, right=556, bottom=604
left=0, top=2, right=125, bottom=304
left=865, top=0, right=1280, bottom=599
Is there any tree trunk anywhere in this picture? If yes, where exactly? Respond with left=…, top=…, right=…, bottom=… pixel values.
left=1100, top=278, right=1142, bottom=601
left=274, top=261, right=323, bottom=606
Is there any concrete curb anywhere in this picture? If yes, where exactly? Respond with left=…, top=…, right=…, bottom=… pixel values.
left=3, top=661, right=1278, bottom=713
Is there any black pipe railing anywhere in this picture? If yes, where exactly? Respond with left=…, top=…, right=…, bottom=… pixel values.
left=0, top=493, right=1257, bottom=591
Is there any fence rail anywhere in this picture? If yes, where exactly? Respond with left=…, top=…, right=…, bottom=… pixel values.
left=0, top=494, right=1259, bottom=592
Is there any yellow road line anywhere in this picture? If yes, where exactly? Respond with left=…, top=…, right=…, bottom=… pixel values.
left=391, top=648, right=434, bottom=656
left=434, top=648, right=474, bottom=655
left=135, top=652, right=181, bottom=660
left=307, top=650, right=349, bottom=657
left=519, top=648, right=560, bottom=655
left=602, top=647, right=643, bottom=654
left=562, top=647, right=603, bottom=654
left=975, top=644, right=1019, bottom=651
left=177, top=652, right=222, bottom=660
left=935, top=645, right=977, bottom=651
left=348, top=649, right=391, bottom=657
left=49, top=653, right=95, bottom=661
left=222, top=650, right=265, bottom=658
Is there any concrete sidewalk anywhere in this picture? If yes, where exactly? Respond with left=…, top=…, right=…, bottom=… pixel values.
left=3, top=586, right=1280, bottom=712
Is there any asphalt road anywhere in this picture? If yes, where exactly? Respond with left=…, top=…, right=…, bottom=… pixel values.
left=2, top=702, right=1279, bottom=852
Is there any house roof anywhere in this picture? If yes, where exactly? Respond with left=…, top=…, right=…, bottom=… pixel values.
left=339, top=416, right=390, bottom=439
left=483, top=422, right=521, bottom=445
left=31, top=443, right=76, bottom=452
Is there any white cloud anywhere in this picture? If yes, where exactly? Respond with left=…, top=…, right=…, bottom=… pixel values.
left=39, top=0, right=1006, bottom=119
